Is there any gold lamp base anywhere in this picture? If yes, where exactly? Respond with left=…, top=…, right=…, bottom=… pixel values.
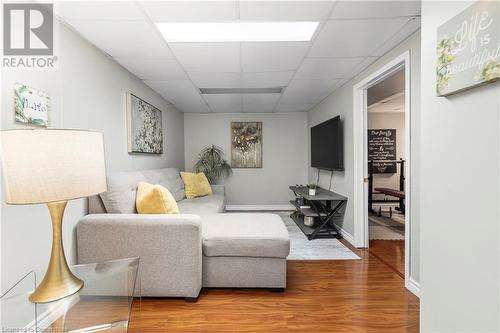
left=29, top=201, right=84, bottom=303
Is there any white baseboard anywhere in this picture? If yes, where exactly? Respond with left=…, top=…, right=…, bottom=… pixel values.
left=336, top=225, right=356, bottom=247
left=226, top=204, right=294, bottom=211
left=406, top=277, right=420, bottom=298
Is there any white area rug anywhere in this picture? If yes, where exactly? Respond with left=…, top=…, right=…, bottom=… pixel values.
left=278, top=212, right=360, bottom=260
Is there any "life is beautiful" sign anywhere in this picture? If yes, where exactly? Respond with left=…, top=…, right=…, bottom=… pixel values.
left=436, top=1, right=500, bottom=96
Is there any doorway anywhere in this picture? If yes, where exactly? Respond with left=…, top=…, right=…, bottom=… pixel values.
left=352, top=51, right=414, bottom=293
left=367, top=69, right=406, bottom=276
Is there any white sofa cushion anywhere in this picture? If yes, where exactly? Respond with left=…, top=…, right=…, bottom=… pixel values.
left=201, top=213, right=290, bottom=259
left=177, top=195, right=225, bottom=214
left=100, top=171, right=146, bottom=213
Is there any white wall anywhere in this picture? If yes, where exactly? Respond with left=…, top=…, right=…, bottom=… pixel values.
left=307, top=31, right=421, bottom=283
left=420, top=2, right=500, bottom=332
left=368, top=112, right=406, bottom=197
left=184, top=112, right=308, bottom=207
left=0, top=21, right=184, bottom=291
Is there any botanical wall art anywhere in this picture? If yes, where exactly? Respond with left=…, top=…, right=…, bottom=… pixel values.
left=127, top=93, right=163, bottom=154
left=14, top=83, right=50, bottom=127
left=437, top=1, right=500, bottom=96
left=231, top=122, right=263, bottom=168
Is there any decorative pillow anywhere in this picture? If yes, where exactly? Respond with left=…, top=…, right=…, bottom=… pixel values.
left=180, top=172, right=213, bottom=199
left=136, top=182, right=179, bottom=214
left=142, top=168, right=186, bottom=201
left=100, top=171, right=146, bottom=214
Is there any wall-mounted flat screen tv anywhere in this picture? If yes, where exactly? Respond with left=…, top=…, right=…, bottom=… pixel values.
left=311, top=115, right=344, bottom=171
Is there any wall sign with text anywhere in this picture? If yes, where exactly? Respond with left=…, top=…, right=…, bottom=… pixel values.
left=437, top=1, right=500, bottom=96
left=14, top=83, right=50, bottom=127
left=368, top=129, right=396, bottom=174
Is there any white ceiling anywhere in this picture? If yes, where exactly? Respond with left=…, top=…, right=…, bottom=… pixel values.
left=368, top=92, right=405, bottom=113
left=56, top=1, right=421, bottom=113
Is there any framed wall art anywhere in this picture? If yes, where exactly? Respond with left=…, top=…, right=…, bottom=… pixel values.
left=437, top=1, right=500, bottom=96
left=231, top=121, right=262, bottom=168
left=127, top=93, right=163, bottom=154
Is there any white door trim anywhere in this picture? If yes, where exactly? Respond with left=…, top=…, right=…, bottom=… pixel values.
left=352, top=51, right=416, bottom=295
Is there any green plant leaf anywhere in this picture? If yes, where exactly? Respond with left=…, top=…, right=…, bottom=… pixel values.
left=194, top=145, right=232, bottom=183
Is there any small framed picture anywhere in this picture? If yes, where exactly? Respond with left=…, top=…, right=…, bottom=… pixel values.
left=14, top=83, right=50, bottom=127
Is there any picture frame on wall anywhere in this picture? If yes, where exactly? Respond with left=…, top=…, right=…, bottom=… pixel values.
left=231, top=121, right=263, bottom=168
left=436, top=1, right=500, bottom=96
left=14, top=83, right=50, bottom=127
left=126, top=93, right=163, bottom=154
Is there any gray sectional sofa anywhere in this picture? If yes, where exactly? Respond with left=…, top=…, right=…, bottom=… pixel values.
left=76, top=168, right=290, bottom=300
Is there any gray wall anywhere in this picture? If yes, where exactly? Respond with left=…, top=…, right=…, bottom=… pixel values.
left=0, top=21, right=184, bottom=291
left=420, top=1, right=500, bottom=332
left=368, top=112, right=406, bottom=198
left=184, top=112, right=308, bottom=207
left=307, top=31, right=421, bottom=283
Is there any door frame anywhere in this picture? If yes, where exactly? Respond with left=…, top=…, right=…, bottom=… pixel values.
left=352, top=51, right=414, bottom=293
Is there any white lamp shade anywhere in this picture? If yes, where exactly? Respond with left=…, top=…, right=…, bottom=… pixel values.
left=1, top=129, right=107, bottom=204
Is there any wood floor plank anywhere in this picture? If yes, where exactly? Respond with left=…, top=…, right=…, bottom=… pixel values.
left=128, top=246, right=419, bottom=332
left=369, top=240, right=406, bottom=277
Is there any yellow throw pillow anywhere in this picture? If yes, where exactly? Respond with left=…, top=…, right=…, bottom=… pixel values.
left=136, top=182, right=179, bottom=214
left=180, top=172, right=213, bottom=199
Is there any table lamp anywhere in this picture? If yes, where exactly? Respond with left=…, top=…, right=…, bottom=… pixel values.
left=1, top=129, right=107, bottom=303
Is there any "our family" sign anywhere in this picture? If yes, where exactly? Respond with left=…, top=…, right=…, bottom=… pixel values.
left=436, top=1, right=500, bottom=96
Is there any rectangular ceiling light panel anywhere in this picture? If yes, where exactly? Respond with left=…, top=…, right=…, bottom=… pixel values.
left=156, top=22, right=319, bottom=42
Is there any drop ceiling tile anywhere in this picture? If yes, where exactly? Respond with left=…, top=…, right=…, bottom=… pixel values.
left=169, top=43, right=240, bottom=72
left=66, top=20, right=172, bottom=58
left=243, top=93, right=281, bottom=104
left=242, top=94, right=281, bottom=112
left=241, top=72, right=294, bottom=88
left=242, top=42, right=309, bottom=72
left=296, top=57, right=367, bottom=79
left=143, top=80, right=200, bottom=104
left=239, top=1, right=334, bottom=21
left=116, top=58, right=186, bottom=80
left=139, top=1, right=238, bottom=22
left=330, top=1, right=421, bottom=19
left=188, top=72, right=241, bottom=88
left=173, top=98, right=211, bottom=113
left=189, top=71, right=294, bottom=89
left=203, top=94, right=243, bottom=113
left=281, top=79, right=342, bottom=104
left=54, top=1, right=146, bottom=20
left=274, top=103, right=314, bottom=113
left=308, top=18, right=410, bottom=57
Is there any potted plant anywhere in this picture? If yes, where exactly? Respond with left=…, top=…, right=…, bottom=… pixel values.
left=194, top=145, right=232, bottom=184
left=308, top=183, right=318, bottom=196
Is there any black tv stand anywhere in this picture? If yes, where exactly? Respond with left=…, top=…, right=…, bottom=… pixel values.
left=289, top=186, right=348, bottom=240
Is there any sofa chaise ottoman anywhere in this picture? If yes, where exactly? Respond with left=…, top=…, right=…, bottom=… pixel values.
left=76, top=167, right=290, bottom=301
left=201, top=213, right=289, bottom=290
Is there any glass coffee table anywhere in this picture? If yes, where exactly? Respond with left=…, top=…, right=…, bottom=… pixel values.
left=1, top=257, right=140, bottom=332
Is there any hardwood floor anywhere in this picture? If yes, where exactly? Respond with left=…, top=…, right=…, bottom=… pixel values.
left=368, top=240, right=405, bottom=278
left=129, top=243, right=419, bottom=333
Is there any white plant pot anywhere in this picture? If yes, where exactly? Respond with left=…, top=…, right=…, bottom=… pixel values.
left=309, top=188, right=316, bottom=196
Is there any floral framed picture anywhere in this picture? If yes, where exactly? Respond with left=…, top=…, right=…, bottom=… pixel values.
left=231, top=121, right=263, bottom=168
left=436, top=1, right=500, bottom=96
left=126, top=93, right=163, bottom=154
left=14, top=83, right=50, bottom=127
